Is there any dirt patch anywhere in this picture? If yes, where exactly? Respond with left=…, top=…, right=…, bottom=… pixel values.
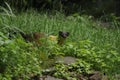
left=45, top=76, right=63, bottom=80
left=56, top=56, right=77, bottom=65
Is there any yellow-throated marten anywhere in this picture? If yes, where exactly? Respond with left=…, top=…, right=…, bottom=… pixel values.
left=19, top=31, right=69, bottom=45
left=8, top=28, right=69, bottom=45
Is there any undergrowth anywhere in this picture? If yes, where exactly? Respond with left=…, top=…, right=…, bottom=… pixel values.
left=0, top=5, right=120, bottom=80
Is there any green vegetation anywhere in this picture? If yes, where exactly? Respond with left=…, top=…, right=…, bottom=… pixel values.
left=0, top=7, right=120, bottom=80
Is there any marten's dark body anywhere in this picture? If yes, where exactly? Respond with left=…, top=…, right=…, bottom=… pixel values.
left=19, top=32, right=45, bottom=44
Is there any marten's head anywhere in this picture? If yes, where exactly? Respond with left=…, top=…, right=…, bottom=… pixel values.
left=59, top=31, right=69, bottom=38
left=58, top=31, right=69, bottom=45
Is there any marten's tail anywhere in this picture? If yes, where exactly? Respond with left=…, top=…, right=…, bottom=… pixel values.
left=13, top=27, right=26, bottom=37
left=2, top=26, right=26, bottom=39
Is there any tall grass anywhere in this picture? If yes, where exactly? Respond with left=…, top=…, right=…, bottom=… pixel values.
left=0, top=10, right=120, bottom=53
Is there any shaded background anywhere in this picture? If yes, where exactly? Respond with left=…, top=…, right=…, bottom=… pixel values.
left=0, top=0, right=120, bottom=17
